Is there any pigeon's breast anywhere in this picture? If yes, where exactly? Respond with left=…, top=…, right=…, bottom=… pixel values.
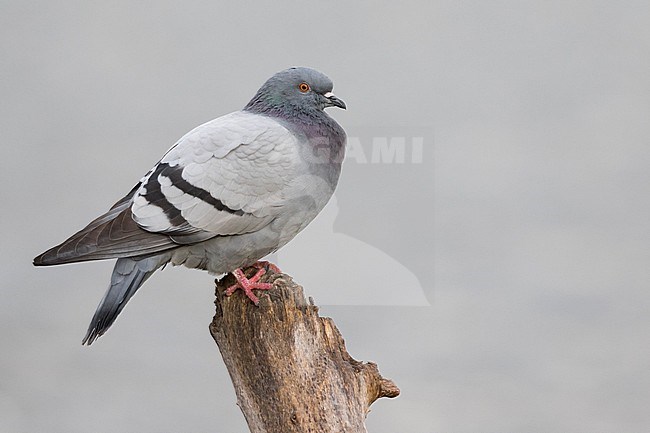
left=277, top=114, right=346, bottom=190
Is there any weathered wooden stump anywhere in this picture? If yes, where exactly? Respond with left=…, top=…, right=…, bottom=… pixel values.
left=210, top=267, right=400, bottom=433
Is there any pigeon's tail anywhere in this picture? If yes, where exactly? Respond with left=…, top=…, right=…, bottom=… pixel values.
left=82, top=256, right=163, bottom=345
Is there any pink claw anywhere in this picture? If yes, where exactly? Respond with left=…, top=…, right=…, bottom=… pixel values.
left=225, top=267, right=274, bottom=305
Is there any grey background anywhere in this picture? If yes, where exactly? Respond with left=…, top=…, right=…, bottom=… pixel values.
left=2, top=1, right=649, bottom=432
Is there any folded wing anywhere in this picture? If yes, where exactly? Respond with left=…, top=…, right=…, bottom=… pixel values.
left=34, top=111, right=298, bottom=266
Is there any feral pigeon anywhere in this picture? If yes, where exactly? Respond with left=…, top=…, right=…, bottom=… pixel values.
left=34, top=67, right=347, bottom=345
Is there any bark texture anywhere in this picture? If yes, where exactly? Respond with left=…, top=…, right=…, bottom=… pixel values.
left=210, top=267, right=400, bottom=433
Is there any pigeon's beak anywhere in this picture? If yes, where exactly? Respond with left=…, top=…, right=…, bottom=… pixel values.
left=323, top=92, right=346, bottom=110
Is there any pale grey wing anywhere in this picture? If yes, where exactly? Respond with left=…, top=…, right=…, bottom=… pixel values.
left=132, top=111, right=299, bottom=241
left=34, top=111, right=299, bottom=266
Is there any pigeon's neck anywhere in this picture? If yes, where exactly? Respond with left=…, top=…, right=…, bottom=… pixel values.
left=288, top=114, right=346, bottom=189
left=245, top=103, right=345, bottom=157
left=243, top=94, right=320, bottom=121
left=244, top=99, right=346, bottom=186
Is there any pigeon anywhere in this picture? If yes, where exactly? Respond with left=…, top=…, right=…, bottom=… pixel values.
left=34, top=67, right=347, bottom=345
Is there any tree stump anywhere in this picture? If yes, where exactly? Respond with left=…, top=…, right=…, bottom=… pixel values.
left=209, top=267, right=400, bottom=433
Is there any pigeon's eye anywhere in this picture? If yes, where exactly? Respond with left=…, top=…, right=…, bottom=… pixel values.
left=298, top=82, right=310, bottom=93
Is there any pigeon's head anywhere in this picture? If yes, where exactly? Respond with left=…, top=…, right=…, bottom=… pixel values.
left=244, top=67, right=346, bottom=116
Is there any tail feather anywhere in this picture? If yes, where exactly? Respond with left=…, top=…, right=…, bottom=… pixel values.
left=82, top=257, right=162, bottom=345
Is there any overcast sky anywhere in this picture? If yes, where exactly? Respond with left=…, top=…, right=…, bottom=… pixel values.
left=2, top=1, right=649, bottom=432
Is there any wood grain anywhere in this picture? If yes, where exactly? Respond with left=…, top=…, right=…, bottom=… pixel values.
left=210, top=267, right=399, bottom=433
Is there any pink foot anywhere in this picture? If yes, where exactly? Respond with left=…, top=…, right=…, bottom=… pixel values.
left=225, top=267, right=274, bottom=305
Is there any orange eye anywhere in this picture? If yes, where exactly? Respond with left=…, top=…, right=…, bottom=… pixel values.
left=298, top=82, right=310, bottom=93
